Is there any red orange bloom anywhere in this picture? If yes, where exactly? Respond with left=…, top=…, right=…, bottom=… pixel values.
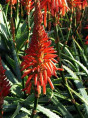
left=75, top=0, right=88, bottom=10
left=6, top=0, right=17, bottom=5
left=21, top=0, right=62, bottom=95
left=21, top=0, right=34, bottom=15
left=41, top=0, right=69, bottom=16
left=0, top=57, right=10, bottom=109
left=67, top=0, right=88, bottom=10
left=40, top=0, right=69, bottom=27
left=67, top=0, right=88, bottom=25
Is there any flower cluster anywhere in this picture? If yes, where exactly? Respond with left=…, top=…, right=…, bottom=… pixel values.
left=75, top=0, right=87, bottom=10
left=6, top=0, right=17, bottom=5
left=41, top=0, right=69, bottom=16
left=67, top=0, right=88, bottom=10
left=67, top=0, right=88, bottom=25
left=21, top=0, right=62, bottom=95
left=21, top=0, right=33, bottom=15
left=0, top=57, right=10, bottom=109
left=20, top=0, right=69, bottom=27
left=40, top=0, right=69, bottom=27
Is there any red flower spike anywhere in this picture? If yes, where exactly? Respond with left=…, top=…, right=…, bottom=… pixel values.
left=0, top=57, right=10, bottom=109
left=21, top=0, right=62, bottom=95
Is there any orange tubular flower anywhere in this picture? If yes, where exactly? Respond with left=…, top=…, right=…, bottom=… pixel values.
left=6, top=0, right=17, bottom=5
left=0, top=57, right=10, bottom=110
left=21, top=0, right=62, bottom=95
